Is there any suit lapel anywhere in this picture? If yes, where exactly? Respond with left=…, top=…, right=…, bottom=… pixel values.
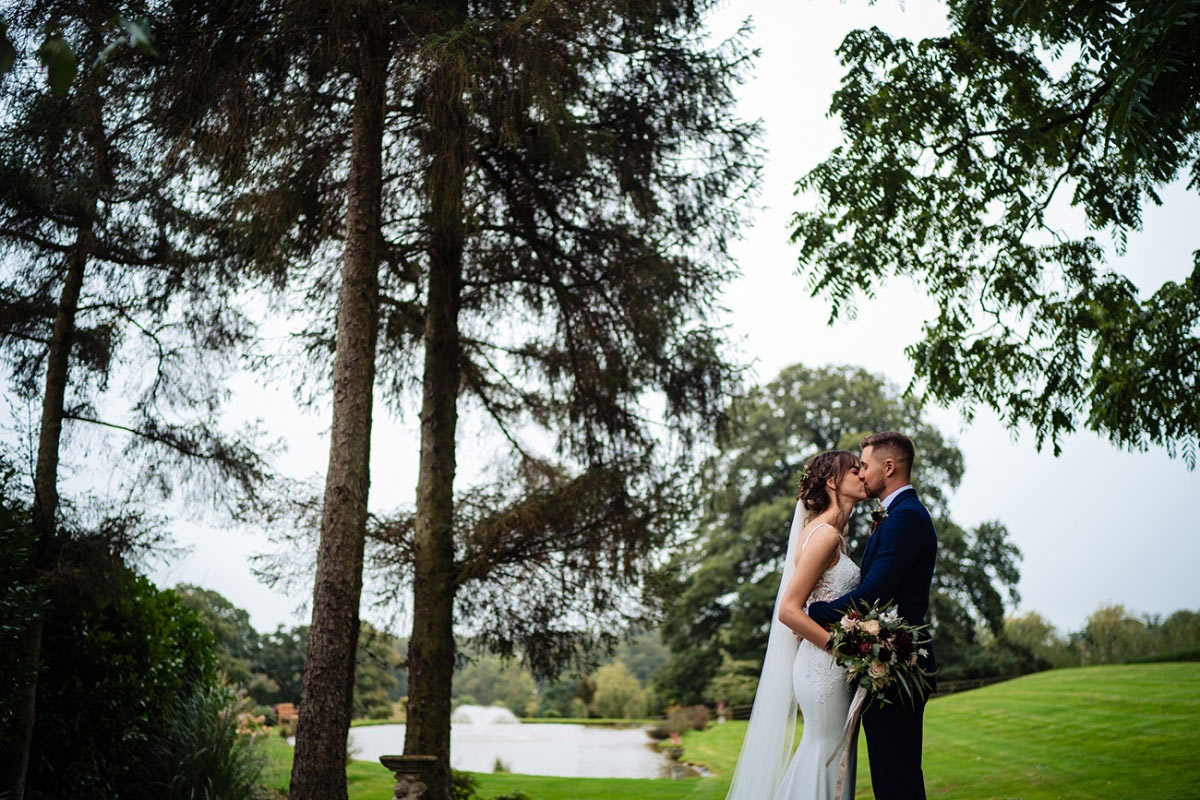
left=861, top=489, right=917, bottom=571
left=861, top=520, right=883, bottom=571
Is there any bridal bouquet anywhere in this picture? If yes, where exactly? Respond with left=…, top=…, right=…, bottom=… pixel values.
left=829, top=601, right=933, bottom=708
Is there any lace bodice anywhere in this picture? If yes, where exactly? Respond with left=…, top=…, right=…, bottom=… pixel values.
left=791, top=522, right=861, bottom=718
left=800, top=523, right=861, bottom=605
left=808, top=550, right=860, bottom=604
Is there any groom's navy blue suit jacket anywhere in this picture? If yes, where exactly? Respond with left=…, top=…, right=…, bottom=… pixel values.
left=808, top=488, right=938, bottom=686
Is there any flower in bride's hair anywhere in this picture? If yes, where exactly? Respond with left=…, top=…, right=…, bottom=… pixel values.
left=868, top=660, right=889, bottom=679
left=839, top=615, right=859, bottom=632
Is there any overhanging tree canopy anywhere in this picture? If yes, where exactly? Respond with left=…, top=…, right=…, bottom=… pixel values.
left=791, top=0, right=1200, bottom=465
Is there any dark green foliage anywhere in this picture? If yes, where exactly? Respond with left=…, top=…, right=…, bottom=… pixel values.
left=0, top=2, right=274, bottom=508
left=171, top=584, right=405, bottom=719
left=26, top=561, right=217, bottom=798
left=353, top=624, right=403, bottom=719
left=532, top=676, right=578, bottom=718
left=656, top=363, right=1022, bottom=701
left=174, top=583, right=261, bottom=686
left=450, top=769, right=480, bottom=800
left=0, top=472, right=39, bottom=760
left=133, top=680, right=265, bottom=800
left=1131, top=649, right=1200, bottom=663
left=791, top=0, right=1200, bottom=465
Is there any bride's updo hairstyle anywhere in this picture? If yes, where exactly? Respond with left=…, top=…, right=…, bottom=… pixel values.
left=797, top=450, right=859, bottom=516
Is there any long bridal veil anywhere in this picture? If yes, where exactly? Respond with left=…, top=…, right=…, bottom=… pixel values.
left=725, top=499, right=807, bottom=800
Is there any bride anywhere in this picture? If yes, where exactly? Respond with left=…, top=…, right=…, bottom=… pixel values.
left=726, top=449, right=867, bottom=800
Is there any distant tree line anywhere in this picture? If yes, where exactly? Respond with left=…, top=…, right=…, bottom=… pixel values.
left=171, top=585, right=406, bottom=723
left=999, top=606, right=1200, bottom=673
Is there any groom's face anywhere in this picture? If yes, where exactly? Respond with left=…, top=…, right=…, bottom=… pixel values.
left=858, top=446, right=888, bottom=498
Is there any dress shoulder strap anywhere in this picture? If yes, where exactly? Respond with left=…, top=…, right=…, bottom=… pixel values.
left=801, top=522, right=834, bottom=552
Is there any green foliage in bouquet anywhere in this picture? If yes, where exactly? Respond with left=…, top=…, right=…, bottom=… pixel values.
left=829, top=601, right=934, bottom=708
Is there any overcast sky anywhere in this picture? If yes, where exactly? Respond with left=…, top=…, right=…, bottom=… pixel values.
left=39, top=1, right=1199, bottom=637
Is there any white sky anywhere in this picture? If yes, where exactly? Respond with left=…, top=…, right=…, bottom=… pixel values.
left=30, top=1, right=1200, bottom=637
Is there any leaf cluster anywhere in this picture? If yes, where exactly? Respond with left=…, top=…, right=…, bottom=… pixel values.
left=791, top=0, right=1200, bottom=464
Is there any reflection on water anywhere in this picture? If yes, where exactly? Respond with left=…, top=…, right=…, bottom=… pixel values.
left=346, top=718, right=672, bottom=778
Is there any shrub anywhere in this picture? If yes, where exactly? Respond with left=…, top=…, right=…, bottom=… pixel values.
left=0, top=488, right=38, bottom=761
left=451, top=769, right=479, bottom=800
left=253, top=704, right=278, bottom=726
left=685, top=704, right=710, bottom=731
left=1130, top=648, right=1200, bottom=663
left=134, top=679, right=265, bottom=799
left=26, top=558, right=218, bottom=798
left=369, top=702, right=394, bottom=720
left=646, top=724, right=671, bottom=740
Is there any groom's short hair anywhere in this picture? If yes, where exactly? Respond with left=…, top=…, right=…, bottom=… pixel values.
left=860, top=430, right=915, bottom=471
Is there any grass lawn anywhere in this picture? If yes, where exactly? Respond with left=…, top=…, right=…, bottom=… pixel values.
left=261, top=662, right=1200, bottom=799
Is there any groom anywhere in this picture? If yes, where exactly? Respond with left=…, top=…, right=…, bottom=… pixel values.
left=807, top=430, right=938, bottom=800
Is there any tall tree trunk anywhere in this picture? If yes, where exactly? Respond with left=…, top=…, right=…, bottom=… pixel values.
left=289, top=16, right=388, bottom=800
left=404, top=57, right=468, bottom=800
left=1, top=224, right=90, bottom=799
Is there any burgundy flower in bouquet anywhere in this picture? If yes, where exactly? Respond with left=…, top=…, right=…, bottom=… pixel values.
left=828, top=600, right=933, bottom=708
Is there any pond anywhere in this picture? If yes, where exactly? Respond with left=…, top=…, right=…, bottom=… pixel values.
left=341, top=706, right=672, bottom=778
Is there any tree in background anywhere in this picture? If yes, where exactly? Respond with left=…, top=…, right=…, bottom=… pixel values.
left=451, top=655, right=537, bottom=717
left=174, top=584, right=261, bottom=687
left=1002, top=611, right=1078, bottom=670
left=0, top=7, right=272, bottom=791
left=704, top=651, right=760, bottom=707
left=171, top=585, right=404, bottom=720
left=1154, top=610, right=1200, bottom=657
left=656, top=363, right=1022, bottom=703
left=792, top=0, right=1200, bottom=465
left=136, top=1, right=407, bottom=793
left=346, top=3, right=760, bottom=795
left=591, top=661, right=649, bottom=719
left=354, top=623, right=403, bottom=720
left=1082, top=604, right=1154, bottom=664
left=616, top=630, right=672, bottom=688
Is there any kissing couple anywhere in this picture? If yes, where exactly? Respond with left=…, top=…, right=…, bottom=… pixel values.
left=725, top=430, right=938, bottom=800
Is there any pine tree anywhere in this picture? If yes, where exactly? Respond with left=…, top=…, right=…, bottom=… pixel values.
left=383, top=3, right=758, bottom=796
left=0, top=6, right=271, bottom=794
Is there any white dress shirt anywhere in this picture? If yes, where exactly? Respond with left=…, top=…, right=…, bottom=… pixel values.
left=881, top=483, right=914, bottom=510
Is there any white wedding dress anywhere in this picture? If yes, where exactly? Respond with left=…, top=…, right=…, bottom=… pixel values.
left=774, top=523, right=860, bottom=800
left=725, top=503, right=860, bottom=800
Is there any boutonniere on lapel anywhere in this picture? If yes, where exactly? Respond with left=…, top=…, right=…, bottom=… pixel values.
left=869, top=504, right=888, bottom=534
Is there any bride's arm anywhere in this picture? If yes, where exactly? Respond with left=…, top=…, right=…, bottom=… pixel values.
left=778, top=529, right=841, bottom=649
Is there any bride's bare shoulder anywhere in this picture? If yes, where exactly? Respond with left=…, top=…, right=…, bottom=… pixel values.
left=795, top=522, right=841, bottom=565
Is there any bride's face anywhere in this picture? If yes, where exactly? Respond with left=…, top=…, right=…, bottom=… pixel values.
left=837, top=461, right=869, bottom=502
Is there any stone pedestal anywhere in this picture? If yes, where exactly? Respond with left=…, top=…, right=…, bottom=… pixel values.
left=379, top=754, right=439, bottom=800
